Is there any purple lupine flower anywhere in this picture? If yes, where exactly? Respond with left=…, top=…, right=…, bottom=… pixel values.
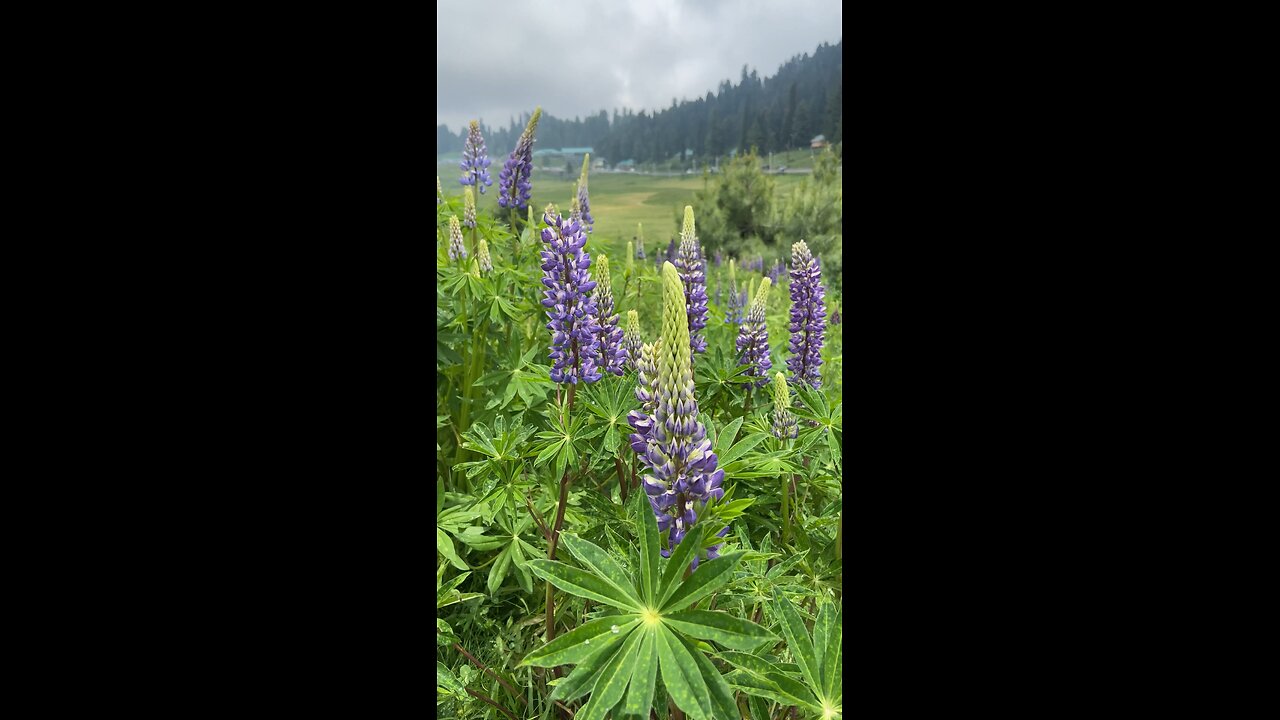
left=674, top=206, right=709, bottom=355
left=715, top=249, right=723, bottom=268
left=623, top=310, right=643, bottom=371
left=459, top=120, right=493, bottom=194
left=447, top=215, right=466, bottom=261
left=714, top=278, right=722, bottom=308
left=786, top=240, right=826, bottom=389
left=577, top=155, right=593, bottom=233
left=636, top=223, right=646, bottom=259
left=591, top=254, right=626, bottom=376
left=831, top=308, right=842, bottom=325
left=497, top=108, right=542, bottom=213
left=725, top=287, right=744, bottom=325
left=436, top=177, right=444, bottom=206
left=735, top=277, right=773, bottom=388
left=666, top=238, right=677, bottom=264
left=539, top=205, right=603, bottom=385
left=627, top=263, right=726, bottom=564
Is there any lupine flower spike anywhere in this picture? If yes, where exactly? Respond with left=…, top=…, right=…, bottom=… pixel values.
left=635, top=223, right=646, bottom=259
left=626, top=242, right=634, bottom=275
left=591, top=254, right=626, bottom=376
left=770, top=372, right=798, bottom=439
left=539, top=204, right=602, bottom=384
left=577, top=154, right=593, bottom=233
left=736, top=276, right=773, bottom=388
left=831, top=308, right=842, bottom=325
left=498, top=108, right=542, bottom=212
left=786, top=240, right=826, bottom=389
left=463, top=187, right=476, bottom=229
left=448, top=215, right=466, bottom=261
left=459, top=120, right=492, bottom=193
left=477, top=238, right=493, bottom=274
left=624, top=310, right=643, bottom=371
left=436, top=177, right=444, bottom=206
left=674, top=206, right=709, bottom=354
left=626, top=262, right=726, bottom=566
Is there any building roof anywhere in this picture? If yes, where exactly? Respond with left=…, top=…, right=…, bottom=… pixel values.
left=811, top=134, right=826, bottom=142
left=560, top=147, right=593, bottom=154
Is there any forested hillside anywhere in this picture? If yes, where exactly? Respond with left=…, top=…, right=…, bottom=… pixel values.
left=437, top=40, right=841, bottom=167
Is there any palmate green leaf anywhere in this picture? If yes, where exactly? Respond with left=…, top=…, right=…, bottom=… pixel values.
left=723, top=669, right=821, bottom=712
left=774, top=594, right=822, bottom=694
left=818, top=601, right=842, bottom=701
left=620, top=627, right=658, bottom=717
left=487, top=544, right=512, bottom=595
left=550, top=640, right=622, bottom=702
left=677, top=632, right=739, bottom=720
left=662, top=610, right=777, bottom=650
left=509, top=538, right=533, bottom=594
left=437, top=528, right=468, bottom=571
left=717, top=431, right=769, bottom=468
left=437, top=590, right=484, bottom=608
left=560, top=533, right=645, bottom=608
left=713, top=416, right=744, bottom=457
left=656, top=623, right=711, bottom=720
left=660, top=551, right=746, bottom=613
left=578, top=626, right=645, bottom=720
left=527, top=559, right=645, bottom=612
left=633, top=492, right=660, bottom=605
left=657, top=523, right=705, bottom=606
left=521, top=615, right=640, bottom=667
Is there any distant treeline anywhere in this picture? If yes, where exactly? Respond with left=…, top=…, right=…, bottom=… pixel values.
left=437, top=40, right=842, bottom=166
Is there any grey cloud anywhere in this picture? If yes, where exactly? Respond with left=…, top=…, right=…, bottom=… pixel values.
left=437, top=0, right=842, bottom=133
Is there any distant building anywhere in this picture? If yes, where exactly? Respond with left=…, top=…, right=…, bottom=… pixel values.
left=616, top=159, right=636, bottom=171
left=559, top=147, right=594, bottom=169
left=810, top=134, right=829, bottom=149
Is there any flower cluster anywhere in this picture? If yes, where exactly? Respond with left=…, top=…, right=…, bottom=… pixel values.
left=459, top=120, right=492, bottom=194
left=436, top=177, right=444, bottom=206
left=477, top=238, right=493, bottom=274
left=767, top=258, right=786, bottom=284
left=591, top=254, right=626, bottom=376
left=666, top=238, right=677, bottom=264
left=786, top=240, right=826, bottom=388
left=735, top=276, right=773, bottom=388
left=674, top=206, right=709, bottom=355
left=831, top=308, right=842, bottom=325
left=624, top=310, right=644, bottom=371
left=448, top=215, right=466, bottom=261
left=539, top=206, right=602, bottom=384
left=463, top=188, right=476, bottom=229
left=498, top=108, right=542, bottom=212
left=635, top=223, right=646, bottom=259
left=715, top=249, right=723, bottom=267
left=725, top=287, right=746, bottom=325
left=627, top=263, right=726, bottom=566
left=770, top=372, right=798, bottom=439
left=576, top=155, right=593, bottom=233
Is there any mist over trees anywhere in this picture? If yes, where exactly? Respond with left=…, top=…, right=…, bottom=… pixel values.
left=437, top=40, right=842, bottom=165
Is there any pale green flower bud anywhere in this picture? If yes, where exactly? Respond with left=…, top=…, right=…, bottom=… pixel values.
left=477, top=238, right=492, bottom=274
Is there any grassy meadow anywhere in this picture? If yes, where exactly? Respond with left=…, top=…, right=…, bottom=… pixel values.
left=437, top=157, right=842, bottom=398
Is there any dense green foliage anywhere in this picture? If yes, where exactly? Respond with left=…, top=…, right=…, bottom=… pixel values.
left=438, top=169, right=842, bottom=718
left=694, top=148, right=842, bottom=288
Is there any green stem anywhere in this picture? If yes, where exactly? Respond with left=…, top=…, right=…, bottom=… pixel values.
left=781, top=473, right=791, bottom=547
left=615, top=455, right=628, bottom=502
left=545, top=470, right=573, bottom=678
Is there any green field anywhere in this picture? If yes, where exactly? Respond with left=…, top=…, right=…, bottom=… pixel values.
left=437, top=164, right=809, bottom=262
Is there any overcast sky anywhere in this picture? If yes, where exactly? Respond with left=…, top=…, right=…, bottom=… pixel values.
left=437, top=0, right=842, bottom=133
